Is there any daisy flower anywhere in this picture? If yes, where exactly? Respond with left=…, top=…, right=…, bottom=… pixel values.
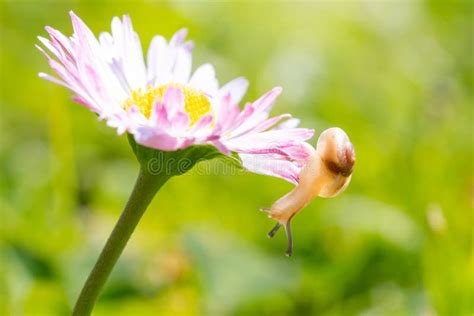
left=37, top=11, right=314, bottom=184
left=37, top=13, right=354, bottom=314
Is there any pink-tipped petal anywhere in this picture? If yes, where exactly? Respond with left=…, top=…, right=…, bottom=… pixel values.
left=170, top=28, right=188, bottom=46
left=150, top=100, right=171, bottom=128
left=211, top=140, right=232, bottom=156
left=134, top=128, right=181, bottom=151
left=229, top=87, right=283, bottom=137
left=38, top=72, right=70, bottom=89
left=252, top=86, right=283, bottom=113
left=171, top=112, right=191, bottom=132
left=219, top=77, right=249, bottom=104
left=162, top=86, right=185, bottom=116
left=239, top=153, right=300, bottom=185
left=69, top=11, right=100, bottom=52
left=233, top=113, right=292, bottom=138
left=191, top=114, right=214, bottom=132
left=224, top=128, right=314, bottom=153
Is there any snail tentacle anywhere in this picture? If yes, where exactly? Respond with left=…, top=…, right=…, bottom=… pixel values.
left=267, top=223, right=282, bottom=238
left=284, top=221, right=293, bottom=257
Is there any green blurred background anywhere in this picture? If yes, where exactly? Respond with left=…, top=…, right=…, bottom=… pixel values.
left=1, top=1, right=472, bottom=315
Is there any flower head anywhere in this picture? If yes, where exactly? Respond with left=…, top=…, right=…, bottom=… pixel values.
left=37, top=12, right=314, bottom=183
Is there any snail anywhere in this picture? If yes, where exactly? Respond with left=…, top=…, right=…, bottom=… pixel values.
left=261, top=127, right=355, bottom=256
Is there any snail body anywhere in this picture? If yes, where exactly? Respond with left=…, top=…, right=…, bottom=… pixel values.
left=262, top=127, right=355, bottom=256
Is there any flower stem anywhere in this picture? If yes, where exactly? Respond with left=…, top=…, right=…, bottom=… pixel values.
left=72, top=168, right=170, bottom=316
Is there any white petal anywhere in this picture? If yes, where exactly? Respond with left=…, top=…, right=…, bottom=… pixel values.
left=147, top=35, right=168, bottom=84
left=189, top=63, right=218, bottom=94
left=171, top=47, right=192, bottom=83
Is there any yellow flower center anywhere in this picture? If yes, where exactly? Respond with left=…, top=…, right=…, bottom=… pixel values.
left=123, top=83, right=211, bottom=125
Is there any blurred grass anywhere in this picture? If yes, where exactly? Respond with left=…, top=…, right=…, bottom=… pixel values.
left=0, top=0, right=472, bottom=315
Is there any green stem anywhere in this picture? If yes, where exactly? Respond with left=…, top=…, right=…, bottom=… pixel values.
left=72, top=168, right=170, bottom=316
